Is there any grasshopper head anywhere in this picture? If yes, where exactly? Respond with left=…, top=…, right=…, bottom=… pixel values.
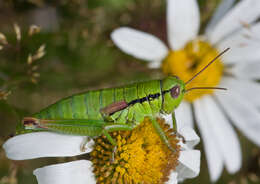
left=160, top=49, right=230, bottom=114
left=161, top=76, right=185, bottom=114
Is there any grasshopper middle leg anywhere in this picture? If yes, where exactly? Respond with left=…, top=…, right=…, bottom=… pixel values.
left=103, top=123, right=135, bottom=162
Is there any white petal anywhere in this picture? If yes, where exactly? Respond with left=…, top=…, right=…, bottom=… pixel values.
left=165, top=172, right=178, bottom=184
left=194, top=99, right=224, bottom=182
left=230, top=60, right=260, bottom=80
left=199, top=95, right=241, bottom=174
left=34, top=160, right=95, bottom=184
left=178, top=127, right=200, bottom=149
left=216, top=89, right=260, bottom=146
left=222, top=77, right=260, bottom=108
left=111, top=27, right=168, bottom=63
left=167, top=0, right=200, bottom=50
left=176, top=150, right=201, bottom=180
left=148, top=60, right=162, bottom=69
left=209, top=0, right=260, bottom=44
left=175, top=102, right=194, bottom=131
left=206, top=0, right=236, bottom=34
left=3, top=132, right=93, bottom=160
left=217, top=22, right=260, bottom=64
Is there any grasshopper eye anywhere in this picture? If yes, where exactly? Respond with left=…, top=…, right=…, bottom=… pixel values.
left=171, top=85, right=180, bottom=98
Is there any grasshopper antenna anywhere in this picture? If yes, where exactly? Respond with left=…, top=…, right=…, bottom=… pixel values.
left=185, top=48, right=230, bottom=85
left=185, top=87, right=227, bottom=93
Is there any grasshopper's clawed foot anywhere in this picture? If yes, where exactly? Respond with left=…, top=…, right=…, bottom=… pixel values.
left=168, top=144, right=176, bottom=153
left=164, top=138, right=176, bottom=153
left=80, top=137, right=91, bottom=152
left=174, top=132, right=186, bottom=143
left=110, top=146, right=117, bottom=163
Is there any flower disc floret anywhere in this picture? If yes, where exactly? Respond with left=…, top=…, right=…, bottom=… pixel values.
left=91, top=118, right=180, bottom=184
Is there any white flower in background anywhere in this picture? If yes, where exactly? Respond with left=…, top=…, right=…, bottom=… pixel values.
left=111, top=0, right=260, bottom=182
left=3, top=119, right=200, bottom=184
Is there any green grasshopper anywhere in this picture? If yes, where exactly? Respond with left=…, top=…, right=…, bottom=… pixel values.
left=22, top=48, right=229, bottom=153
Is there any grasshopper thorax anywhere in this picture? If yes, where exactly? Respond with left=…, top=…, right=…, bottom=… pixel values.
left=161, top=76, right=185, bottom=114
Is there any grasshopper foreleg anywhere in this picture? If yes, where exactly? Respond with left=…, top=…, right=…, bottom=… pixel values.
left=171, top=112, right=186, bottom=143
left=172, top=111, right=177, bottom=132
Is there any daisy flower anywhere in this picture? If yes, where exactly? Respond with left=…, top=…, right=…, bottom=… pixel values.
left=111, top=0, right=260, bottom=181
left=3, top=118, right=200, bottom=184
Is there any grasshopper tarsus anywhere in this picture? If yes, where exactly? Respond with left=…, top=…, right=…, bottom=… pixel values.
left=80, top=137, right=91, bottom=152
left=110, top=146, right=117, bottom=163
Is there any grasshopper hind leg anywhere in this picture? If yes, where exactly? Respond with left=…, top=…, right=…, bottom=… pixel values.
left=23, top=117, right=135, bottom=162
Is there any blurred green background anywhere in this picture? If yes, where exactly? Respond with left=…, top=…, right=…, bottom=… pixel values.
left=0, top=0, right=259, bottom=183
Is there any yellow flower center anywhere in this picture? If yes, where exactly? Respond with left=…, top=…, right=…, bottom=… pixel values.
left=162, top=39, right=223, bottom=102
left=90, top=118, right=180, bottom=184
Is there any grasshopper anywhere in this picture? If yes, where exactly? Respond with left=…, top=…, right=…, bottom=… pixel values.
left=22, top=48, right=229, bottom=153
